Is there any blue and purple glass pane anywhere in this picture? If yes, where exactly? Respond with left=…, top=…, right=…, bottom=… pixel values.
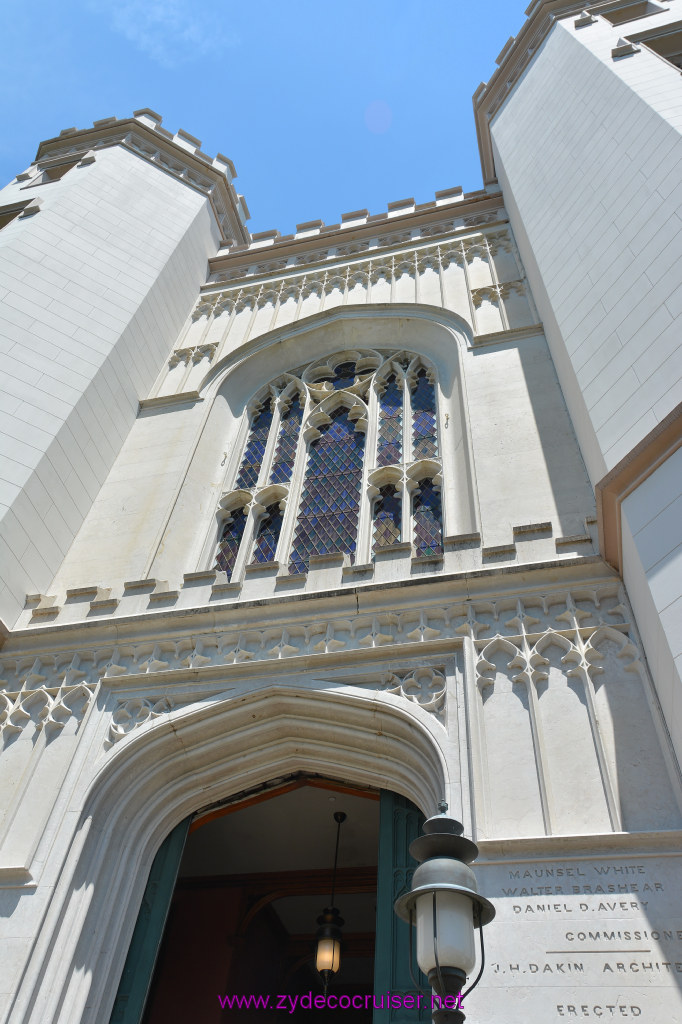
left=270, top=395, right=303, bottom=484
left=413, top=479, right=443, bottom=557
left=289, top=406, right=365, bottom=575
left=373, top=485, right=401, bottom=551
left=411, top=369, right=438, bottom=460
left=235, top=405, right=273, bottom=488
left=315, top=362, right=356, bottom=390
left=251, top=503, right=284, bottom=564
left=377, top=375, right=403, bottom=467
left=215, top=508, right=248, bottom=578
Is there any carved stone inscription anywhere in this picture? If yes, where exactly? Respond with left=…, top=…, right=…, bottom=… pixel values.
left=467, top=852, right=682, bottom=1023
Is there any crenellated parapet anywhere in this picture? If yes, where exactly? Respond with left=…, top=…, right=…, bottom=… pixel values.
left=27, top=109, right=250, bottom=245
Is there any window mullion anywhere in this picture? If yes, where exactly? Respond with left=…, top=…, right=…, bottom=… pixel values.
left=276, top=386, right=310, bottom=572
left=401, top=477, right=411, bottom=549
left=403, top=374, right=412, bottom=468
left=259, top=397, right=282, bottom=489
left=231, top=502, right=260, bottom=580
left=357, top=381, right=379, bottom=565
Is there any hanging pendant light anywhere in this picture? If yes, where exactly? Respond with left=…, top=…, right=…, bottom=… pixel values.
left=315, top=811, right=346, bottom=993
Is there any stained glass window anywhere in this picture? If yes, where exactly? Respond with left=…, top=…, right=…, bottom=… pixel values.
left=251, top=502, right=284, bottom=564
left=413, top=479, right=443, bottom=557
left=216, top=351, right=443, bottom=580
left=373, top=485, right=401, bottom=551
left=411, top=369, right=438, bottom=460
left=377, top=375, right=403, bottom=467
left=215, top=507, right=248, bottom=578
left=288, top=406, right=365, bottom=575
left=270, top=394, right=302, bottom=484
left=235, top=404, right=273, bottom=488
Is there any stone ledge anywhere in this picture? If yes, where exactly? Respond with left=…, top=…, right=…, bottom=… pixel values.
left=473, top=323, right=544, bottom=347
left=513, top=521, right=552, bottom=536
left=139, top=391, right=202, bottom=410
left=244, top=560, right=280, bottom=575
left=13, top=557, right=612, bottom=639
left=374, top=543, right=412, bottom=557
left=482, top=543, right=517, bottom=559
left=556, top=534, right=592, bottom=547
left=612, top=38, right=640, bottom=58
left=183, top=571, right=218, bottom=585
left=0, top=865, right=35, bottom=889
left=477, top=829, right=682, bottom=861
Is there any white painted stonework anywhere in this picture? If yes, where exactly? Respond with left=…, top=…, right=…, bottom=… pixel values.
left=1, top=4, right=682, bottom=1020
left=478, top=1, right=682, bottom=780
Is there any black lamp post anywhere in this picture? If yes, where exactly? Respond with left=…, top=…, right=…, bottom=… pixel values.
left=394, top=802, right=495, bottom=1024
left=315, top=811, right=346, bottom=993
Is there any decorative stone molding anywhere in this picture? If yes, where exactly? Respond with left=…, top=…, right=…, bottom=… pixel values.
left=103, top=665, right=449, bottom=750
left=471, top=280, right=525, bottom=307
left=471, top=615, right=679, bottom=840
left=0, top=678, right=94, bottom=739
left=6, top=583, right=629, bottom=695
left=380, top=667, right=446, bottom=724
left=202, top=223, right=516, bottom=305
left=105, top=696, right=175, bottom=748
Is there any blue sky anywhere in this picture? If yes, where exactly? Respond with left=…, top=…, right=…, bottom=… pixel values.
left=1, top=1, right=526, bottom=235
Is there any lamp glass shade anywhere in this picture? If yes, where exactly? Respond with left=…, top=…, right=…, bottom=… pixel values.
left=415, top=890, right=476, bottom=976
left=315, top=937, right=341, bottom=974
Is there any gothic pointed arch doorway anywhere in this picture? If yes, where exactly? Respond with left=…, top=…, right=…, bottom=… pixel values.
left=110, top=777, right=428, bottom=1024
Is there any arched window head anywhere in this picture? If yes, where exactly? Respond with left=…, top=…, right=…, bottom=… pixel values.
left=235, top=403, right=273, bottom=488
left=377, top=375, right=403, bottom=467
left=289, top=405, right=366, bottom=576
left=412, top=478, right=443, bottom=557
left=411, top=368, right=438, bottom=460
left=214, top=348, right=444, bottom=581
left=251, top=502, right=284, bottom=564
left=373, top=484, right=401, bottom=551
left=215, top=506, right=248, bottom=578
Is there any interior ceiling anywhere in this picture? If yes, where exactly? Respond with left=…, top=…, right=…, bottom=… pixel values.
left=272, top=891, right=377, bottom=935
left=180, top=783, right=380, bottom=877
left=178, top=782, right=379, bottom=986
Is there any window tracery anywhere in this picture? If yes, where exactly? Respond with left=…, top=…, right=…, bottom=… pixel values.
left=213, top=350, right=444, bottom=578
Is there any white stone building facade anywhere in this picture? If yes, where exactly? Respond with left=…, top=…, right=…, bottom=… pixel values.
left=0, top=2, right=681, bottom=1022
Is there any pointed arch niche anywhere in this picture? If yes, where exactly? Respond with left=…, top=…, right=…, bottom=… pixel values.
left=186, top=308, right=478, bottom=584
left=10, top=685, right=448, bottom=1024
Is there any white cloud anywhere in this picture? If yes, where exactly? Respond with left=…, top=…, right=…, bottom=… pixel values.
left=88, top=0, right=237, bottom=68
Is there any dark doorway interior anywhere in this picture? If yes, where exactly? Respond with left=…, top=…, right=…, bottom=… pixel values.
left=142, top=779, right=380, bottom=1024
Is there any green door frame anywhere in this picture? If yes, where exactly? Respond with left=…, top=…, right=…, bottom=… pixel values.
left=374, top=791, right=429, bottom=1024
left=108, top=816, right=191, bottom=1024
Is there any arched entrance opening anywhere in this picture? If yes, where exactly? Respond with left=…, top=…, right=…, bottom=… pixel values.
left=141, top=776, right=384, bottom=1023
left=16, top=686, right=446, bottom=1024
left=109, top=773, right=430, bottom=1024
